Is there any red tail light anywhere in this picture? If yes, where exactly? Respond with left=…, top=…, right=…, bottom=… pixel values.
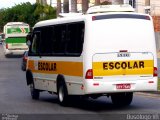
left=23, top=56, right=28, bottom=61
left=145, top=16, right=150, bottom=20
left=119, top=50, right=128, bottom=52
left=85, top=69, right=93, bottom=79
left=92, top=16, right=96, bottom=21
left=6, top=44, right=8, bottom=49
left=153, top=67, right=158, bottom=77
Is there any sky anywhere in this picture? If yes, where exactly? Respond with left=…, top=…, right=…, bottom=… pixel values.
left=0, top=0, right=129, bottom=9
left=0, top=0, right=36, bottom=9
left=0, top=0, right=54, bottom=9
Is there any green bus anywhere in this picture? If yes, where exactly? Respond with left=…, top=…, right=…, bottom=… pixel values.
left=3, top=22, right=30, bottom=55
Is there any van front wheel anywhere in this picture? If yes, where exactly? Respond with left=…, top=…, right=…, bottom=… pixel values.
left=111, top=92, right=133, bottom=106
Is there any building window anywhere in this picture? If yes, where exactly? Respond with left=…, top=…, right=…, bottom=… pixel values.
left=145, top=0, right=150, bottom=6
left=129, top=0, right=136, bottom=8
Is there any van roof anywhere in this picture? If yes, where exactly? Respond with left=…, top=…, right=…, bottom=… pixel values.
left=58, top=13, right=83, bottom=18
left=34, top=12, right=150, bottom=28
left=5, top=22, right=29, bottom=26
left=87, top=5, right=135, bottom=14
left=34, top=15, right=86, bottom=28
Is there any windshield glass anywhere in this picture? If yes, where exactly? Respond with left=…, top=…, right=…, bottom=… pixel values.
left=7, top=25, right=29, bottom=34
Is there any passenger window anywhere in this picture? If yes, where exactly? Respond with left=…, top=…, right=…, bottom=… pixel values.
left=31, top=32, right=40, bottom=54
left=77, top=23, right=85, bottom=54
left=31, top=35, right=36, bottom=53
left=53, top=25, right=66, bottom=54
left=66, top=22, right=85, bottom=56
left=31, top=22, right=85, bottom=56
left=67, top=24, right=77, bottom=53
left=39, top=27, right=54, bottom=54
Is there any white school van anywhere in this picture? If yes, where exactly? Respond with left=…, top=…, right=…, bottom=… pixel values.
left=26, top=5, right=158, bottom=106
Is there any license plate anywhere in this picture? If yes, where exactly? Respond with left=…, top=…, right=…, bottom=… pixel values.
left=116, top=84, right=131, bottom=89
left=117, top=53, right=130, bottom=57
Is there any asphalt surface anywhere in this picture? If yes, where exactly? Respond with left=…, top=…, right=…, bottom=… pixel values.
left=0, top=44, right=160, bottom=120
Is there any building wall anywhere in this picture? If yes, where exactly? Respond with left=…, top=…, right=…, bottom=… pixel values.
left=132, top=0, right=160, bottom=58
left=136, top=0, right=145, bottom=13
left=149, top=0, right=160, bottom=56
left=136, top=0, right=160, bottom=15
left=150, top=0, right=160, bottom=16
left=77, top=0, right=112, bottom=4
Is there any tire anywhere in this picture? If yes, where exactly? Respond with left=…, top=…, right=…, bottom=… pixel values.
left=21, top=65, right=26, bottom=71
left=111, top=92, right=133, bottom=106
left=57, top=81, right=69, bottom=106
left=30, top=82, right=40, bottom=100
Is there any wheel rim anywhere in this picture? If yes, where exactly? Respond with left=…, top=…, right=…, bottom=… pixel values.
left=59, top=86, right=64, bottom=102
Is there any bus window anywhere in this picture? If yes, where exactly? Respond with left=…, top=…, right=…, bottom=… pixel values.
left=53, top=25, right=66, bottom=54
left=66, top=22, right=84, bottom=56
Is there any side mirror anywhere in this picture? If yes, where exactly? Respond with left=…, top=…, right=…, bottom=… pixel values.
left=26, top=32, right=32, bottom=46
left=26, top=33, right=32, bottom=41
left=26, top=40, right=31, bottom=46
left=1, top=34, right=5, bottom=40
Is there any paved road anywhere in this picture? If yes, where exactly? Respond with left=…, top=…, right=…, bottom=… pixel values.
left=0, top=45, right=160, bottom=120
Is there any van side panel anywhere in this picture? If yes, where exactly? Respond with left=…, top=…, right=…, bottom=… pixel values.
left=27, top=56, right=85, bottom=95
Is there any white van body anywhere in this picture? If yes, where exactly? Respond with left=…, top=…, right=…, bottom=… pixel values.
left=87, top=4, right=135, bottom=14
left=26, top=5, right=157, bottom=106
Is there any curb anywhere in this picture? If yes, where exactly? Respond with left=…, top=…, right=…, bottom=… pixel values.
left=142, top=91, right=160, bottom=94
left=136, top=91, right=160, bottom=98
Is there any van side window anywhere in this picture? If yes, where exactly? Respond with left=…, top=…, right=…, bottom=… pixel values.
left=39, top=27, right=54, bottom=54
left=31, top=32, right=40, bottom=54
left=31, top=35, right=37, bottom=53
left=31, top=21, right=85, bottom=56
left=66, top=22, right=85, bottom=56
left=54, top=25, right=66, bottom=54
left=66, top=23, right=77, bottom=54
left=76, top=22, right=85, bottom=55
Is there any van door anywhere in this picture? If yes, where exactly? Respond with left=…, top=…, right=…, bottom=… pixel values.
left=93, top=52, right=154, bottom=81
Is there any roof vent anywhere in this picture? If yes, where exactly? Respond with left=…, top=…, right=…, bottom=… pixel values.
left=87, top=5, right=135, bottom=14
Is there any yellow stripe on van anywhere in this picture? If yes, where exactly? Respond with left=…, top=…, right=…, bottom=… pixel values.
left=93, top=60, right=153, bottom=76
left=27, top=60, right=83, bottom=77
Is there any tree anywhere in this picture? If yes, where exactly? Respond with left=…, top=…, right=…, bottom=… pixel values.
left=63, top=0, right=69, bottom=13
left=36, top=0, right=47, bottom=5
left=0, top=2, right=38, bottom=29
left=34, top=3, right=56, bottom=20
left=57, top=0, right=61, bottom=16
left=82, top=0, right=89, bottom=13
left=0, top=2, right=56, bottom=32
left=71, top=0, right=77, bottom=13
